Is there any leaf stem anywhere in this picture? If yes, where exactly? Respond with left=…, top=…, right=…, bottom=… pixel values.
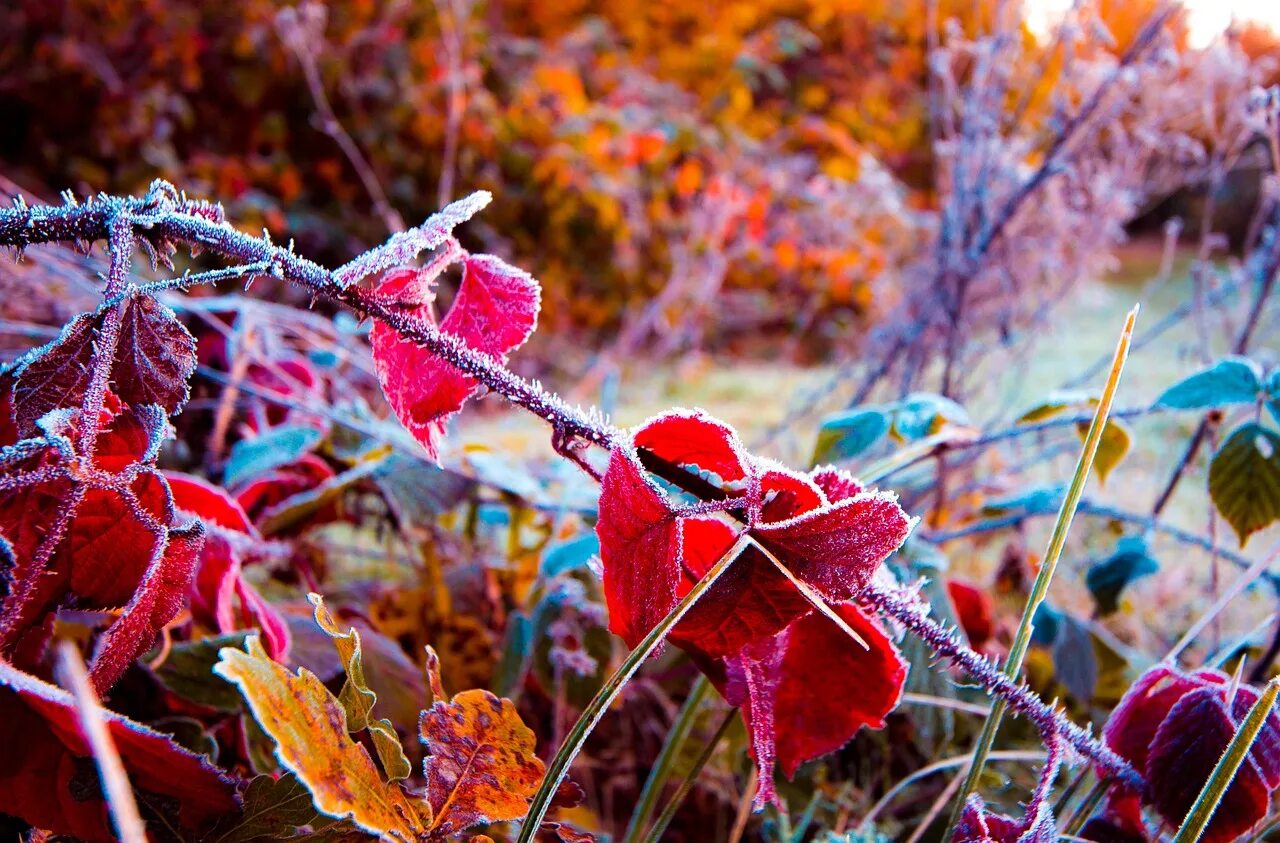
left=945, top=306, right=1138, bottom=833
left=517, top=534, right=750, bottom=842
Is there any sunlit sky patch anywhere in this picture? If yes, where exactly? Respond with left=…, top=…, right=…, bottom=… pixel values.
left=1027, top=0, right=1280, bottom=48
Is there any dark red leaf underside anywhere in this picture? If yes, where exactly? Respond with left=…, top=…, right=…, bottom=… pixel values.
left=12, top=312, right=97, bottom=436
left=1145, top=686, right=1269, bottom=843
left=113, top=295, right=198, bottom=415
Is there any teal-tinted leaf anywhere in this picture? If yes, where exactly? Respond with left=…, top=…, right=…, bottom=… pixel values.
left=811, top=409, right=889, bottom=464
left=1209, top=423, right=1280, bottom=546
left=892, top=393, right=970, bottom=440
left=1156, top=356, right=1262, bottom=409
left=155, top=632, right=251, bottom=712
left=1052, top=615, right=1098, bottom=703
left=982, top=484, right=1065, bottom=516
left=493, top=612, right=533, bottom=699
left=1030, top=603, right=1063, bottom=647
left=224, top=425, right=322, bottom=487
left=374, top=453, right=474, bottom=528
left=540, top=533, right=600, bottom=579
left=1086, top=536, right=1158, bottom=615
left=1266, top=368, right=1280, bottom=426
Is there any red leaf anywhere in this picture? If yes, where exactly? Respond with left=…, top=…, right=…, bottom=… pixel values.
left=596, top=446, right=681, bottom=649
left=1079, top=791, right=1149, bottom=843
left=947, top=579, right=995, bottom=648
left=952, top=794, right=1054, bottom=842
left=88, top=520, right=205, bottom=693
left=10, top=312, right=96, bottom=436
left=0, top=660, right=238, bottom=841
left=671, top=521, right=811, bottom=659
left=166, top=472, right=289, bottom=659
left=810, top=466, right=864, bottom=502
left=372, top=254, right=539, bottom=461
left=721, top=603, right=907, bottom=807
left=753, top=490, right=913, bottom=603
left=165, top=471, right=258, bottom=534
left=723, top=632, right=787, bottom=809
left=113, top=295, right=197, bottom=416
left=1145, top=686, right=1270, bottom=842
left=770, top=602, right=906, bottom=777
left=632, top=409, right=748, bottom=483
left=1103, top=665, right=1227, bottom=773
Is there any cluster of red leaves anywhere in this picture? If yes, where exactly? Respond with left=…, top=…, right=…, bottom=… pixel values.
left=1100, top=665, right=1280, bottom=842
left=0, top=378, right=205, bottom=694
left=165, top=472, right=290, bottom=659
left=594, top=410, right=914, bottom=807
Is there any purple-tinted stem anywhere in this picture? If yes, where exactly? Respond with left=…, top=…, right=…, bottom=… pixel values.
left=0, top=183, right=1141, bottom=789
left=861, top=582, right=1142, bottom=790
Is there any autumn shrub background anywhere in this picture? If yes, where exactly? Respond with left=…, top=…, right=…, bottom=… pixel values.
left=2, top=1, right=1280, bottom=842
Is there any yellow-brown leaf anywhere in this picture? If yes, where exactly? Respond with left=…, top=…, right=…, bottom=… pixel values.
left=215, top=636, right=430, bottom=841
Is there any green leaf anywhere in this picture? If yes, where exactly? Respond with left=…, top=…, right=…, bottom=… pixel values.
left=308, top=594, right=413, bottom=781
left=208, top=772, right=323, bottom=843
left=1208, top=423, right=1280, bottom=546
left=1156, top=357, right=1263, bottom=410
left=1086, top=536, right=1159, bottom=615
left=155, top=632, right=251, bottom=711
left=224, top=425, right=322, bottom=487
left=811, top=409, right=889, bottom=464
left=891, top=393, right=970, bottom=441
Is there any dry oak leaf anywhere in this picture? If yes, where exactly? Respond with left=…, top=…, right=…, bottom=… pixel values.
left=214, top=635, right=431, bottom=841
left=419, top=646, right=547, bottom=837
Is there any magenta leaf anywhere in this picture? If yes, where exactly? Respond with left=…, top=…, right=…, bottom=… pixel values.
left=371, top=254, right=540, bottom=461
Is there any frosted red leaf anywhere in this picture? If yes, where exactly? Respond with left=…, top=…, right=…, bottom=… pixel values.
left=594, top=410, right=913, bottom=805
left=596, top=445, right=682, bottom=648
left=0, top=387, right=207, bottom=692
left=952, top=794, right=1055, bottom=843
left=1102, top=666, right=1227, bottom=775
left=1145, top=686, right=1270, bottom=842
left=632, top=409, right=749, bottom=483
left=0, top=659, right=238, bottom=841
left=371, top=254, right=539, bottom=461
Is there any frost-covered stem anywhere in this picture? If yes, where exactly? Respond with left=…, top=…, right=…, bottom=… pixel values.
left=860, top=583, right=1142, bottom=791
left=79, top=214, right=133, bottom=455
left=0, top=186, right=620, bottom=451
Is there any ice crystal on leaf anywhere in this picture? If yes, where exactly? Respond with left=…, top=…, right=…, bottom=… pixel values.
left=594, top=409, right=914, bottom=807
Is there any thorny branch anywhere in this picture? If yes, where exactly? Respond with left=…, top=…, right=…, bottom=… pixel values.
left=0, top=181, right=1142, bottom=790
